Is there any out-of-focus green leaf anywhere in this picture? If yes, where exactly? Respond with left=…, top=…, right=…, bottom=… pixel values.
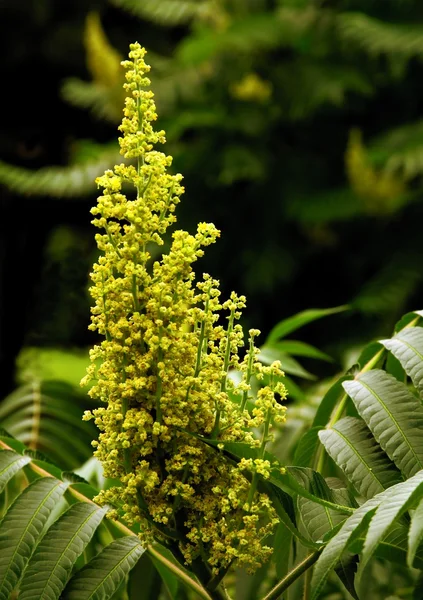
left=266, top=306, right=348, bottom=343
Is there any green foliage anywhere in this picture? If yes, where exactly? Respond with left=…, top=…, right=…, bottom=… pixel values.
left=110, top=0, right=208, bottom=25
left=0, top=437, right=214, bottom=600
left=0, top=143, right=121, bottom=197
left=256, top=305, right=347, bottom=399
left=302, top=310, right=423, bottom=598
left=0, top=348, right=97, bottom=470
left=0, top=380, right=96, bottom=470
left=2, top=280, right=423, bottom=598
left=336, top=11, right=423, bottom=64
left=3, top=0, right=423, bottom=341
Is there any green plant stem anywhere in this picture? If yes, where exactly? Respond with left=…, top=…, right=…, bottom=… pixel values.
left=148, top=545, right=215, bottom=600
left=207, top=561, right=234, bottom=593
left=189, top=557, right=232, bottom=600
left=212, top=308, right=235, bottom=437
left=261, top=549, right=322, bottom=600
left=240, top=337, right=255, bottom=412
left=246, top=408, right=272, bottom=508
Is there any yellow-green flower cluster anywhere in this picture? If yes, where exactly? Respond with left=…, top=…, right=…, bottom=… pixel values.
left=82, top=43, right=287, bottom=574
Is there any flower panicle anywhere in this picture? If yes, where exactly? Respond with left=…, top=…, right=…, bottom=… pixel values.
left=83, top=42, right=287, bottom=575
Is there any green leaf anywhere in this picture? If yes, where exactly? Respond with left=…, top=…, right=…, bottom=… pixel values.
left=298, top=494, right=348, bottom=544
left=270, top=467, right=353, bottom=516
left=63, top=536, right=145, bottom=599
left=177, top=13, right=287, bottom=66
left=394, top=310, right=423, bottom=333
left=0, top=437, right=27, bottom=455
left=31, top=459, right=64, bottom=480
left=128, top=553, right=164, bottom=600
left=376, top=524, right=423, bottom=568
left=294, top=426, right=324, bottom=467
left=110, top=0, right=204, bottom=25
left=380, top=326, right=423, bottom=396
left=147, top=544, right=213, bottom=600
left=0, top=477, right=68, bottom=600
left=349, top=523, right=423, bottom=569
left=266, top=484, right=317, bottom=549
left=148, top=545, right=182, bottom=599
left=19, top=503, right=108, bottom=600
left=354, top=341, right=386, bottom=373
left=318, top=417, right=403, bottom=500
left=312, top=376, right=353, bottom=428
left=0, top=451, right=31, bottom=493
left=343, top=370, right=423, bottom=477
left=408, top=497, right=423, bottom=567
left=352, top=256, right=422, bottom=315
left=385, top=352, right=406, bottom=383
left=258, top=346, right=316, bottom=379
left=280, top=375, right=306, bottom=401
left=61, top=80, right=123, bottom=123
left=266, top=306, right=347, bottom=343
left=413, top=571, right=423, bottom=599
left=272, top=522, right=292, bottom=579
left=311, top=496, right=380, bottom=600
left=0, top=144, right=120, bottom=198
left=271, top=340, right=333, bottom=362
left=0, top=381, right=97, bottom=470
left=357, top=469, right=423, bottom=582
left=337, top=12, right=423, bottom=61
left=0, top=429, right=14, bottom=439
left=334, top=553, right=359, bottom=600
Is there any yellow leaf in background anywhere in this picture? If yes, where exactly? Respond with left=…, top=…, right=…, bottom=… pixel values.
left=230, top=72, right=272, bottom=103
left=84, top=12, right=123, bottom=88
left=345, top=128, right=406, bottom=215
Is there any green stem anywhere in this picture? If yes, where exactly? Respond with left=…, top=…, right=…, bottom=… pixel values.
left=247, top=407, right=272, bottom=509
left=194, top=296, right=210, bottom=378
left=261, top=550, right=322, bottom=600
left=207, top=561, right=234, bottom=593
left=105, top=224, right=122, bottom=258
left=221, top=310, right=235, bottom=393
left=101, top=272, right=112, bottom=342
left=172, top=463, right=190, bottom=513
left=240, top=335, right=256, bottom=412
left=132, top=271, right=140, bottom=311
left=156, top=345, right=163, bottom=425
left=119, top=360, right=133, bottom=474
left=212, top=309, right=235, bottom=437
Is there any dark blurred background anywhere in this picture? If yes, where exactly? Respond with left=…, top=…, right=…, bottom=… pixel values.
left=2, top=0, right=423, bottom=398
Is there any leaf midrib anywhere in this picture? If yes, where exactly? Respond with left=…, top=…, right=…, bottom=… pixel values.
left=393, top=336, right=423, bottom=372
left=69, top=540, right=142, bottom=599
left=359, top=379, right=423, bottom=472
left=32, top=506, right=101, bottom=599
left=0, top=479, right=63, bottom=596
left=331, top=426, right=391, bottom=493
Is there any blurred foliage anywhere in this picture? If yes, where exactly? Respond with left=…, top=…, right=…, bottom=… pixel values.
left=0, top=347, right=97, bottom=470
left=3, top=0, right=423, bottom=392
